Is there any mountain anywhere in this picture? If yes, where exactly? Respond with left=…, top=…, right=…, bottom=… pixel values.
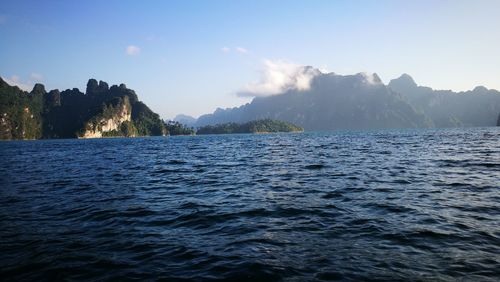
left=196, top=70, right=431, bottom=130
left=0, top=78, right=165, bottom=140
left=173, top=114, right=197, bottom=126
left=196, top=70, right=500, bottom=130
left=388, top=74, right=500, bottom=127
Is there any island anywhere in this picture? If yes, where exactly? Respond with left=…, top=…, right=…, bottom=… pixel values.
left=196, top=119, right=303, bottom=135
left=164, top=120, right=195, bottom=136
left=0, top=77, right=166, bottom=140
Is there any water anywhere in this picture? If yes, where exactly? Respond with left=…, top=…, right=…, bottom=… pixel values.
left=1, top=128, right=499, bottom=281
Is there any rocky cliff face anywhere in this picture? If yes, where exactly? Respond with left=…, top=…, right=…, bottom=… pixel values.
left=78, top=97, right=132, bottom=138
left=0, top=78, right=165, bottom=140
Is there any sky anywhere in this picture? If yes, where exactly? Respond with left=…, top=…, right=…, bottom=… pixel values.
left=1, top=0, right=500, bottom=119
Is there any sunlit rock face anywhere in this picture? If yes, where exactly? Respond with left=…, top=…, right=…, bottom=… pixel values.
left=79, top=97, right=132, bottom=138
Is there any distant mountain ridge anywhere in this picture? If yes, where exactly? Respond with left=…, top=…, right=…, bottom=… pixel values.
left=0, top=78, right=165, bottom=140
left=195, top=69, right=500, bottom=130
left=196, top=70, right=430, bottom=130
left=388, top=74, right=500, bottom=128
left=173, top=114, right=197, bottom=126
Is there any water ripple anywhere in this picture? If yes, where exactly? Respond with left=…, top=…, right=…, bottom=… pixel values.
left=1, top=128, right=499, bottom=281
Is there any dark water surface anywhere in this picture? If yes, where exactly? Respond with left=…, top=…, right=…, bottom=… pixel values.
left=1, top=128, right=499, bottom=281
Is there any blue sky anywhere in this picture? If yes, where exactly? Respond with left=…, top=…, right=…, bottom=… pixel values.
left=1, top=0, right=499, bottom=119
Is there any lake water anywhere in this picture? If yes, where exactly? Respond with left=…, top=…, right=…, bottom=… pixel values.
left=1, top=128, right=499, bottom=281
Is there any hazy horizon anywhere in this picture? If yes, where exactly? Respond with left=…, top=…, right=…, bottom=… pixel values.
left=1, top=0, right=500, bottom=119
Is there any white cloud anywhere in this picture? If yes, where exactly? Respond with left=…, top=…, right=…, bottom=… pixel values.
left=126, top=45, right=141, bottom=56
left=3, top=75, right=32, bottom=91
left=236, top=47, right=248, bottom=54
left=30, top=72, right=43, bottom=81
left=237, top=59, right=321, bottom=97
left=221, top=46, right=230, bottom=53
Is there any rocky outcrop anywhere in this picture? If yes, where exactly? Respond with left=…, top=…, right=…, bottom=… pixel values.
left=78, top=96, right=132, bottom=138
left=45, top=90, right=61, bottom=107
left=1, top=77, right=165, bottom=140
left=86, top=79, right=99, bottom=95
left=31, top=83, right=46, bottom=96
left=86, top=79, right=109, bottom=96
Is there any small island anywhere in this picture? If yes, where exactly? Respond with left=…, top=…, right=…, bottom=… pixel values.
left=164, top=120, right=195, bottom=136
left=196, top=119, right=303, bottom=135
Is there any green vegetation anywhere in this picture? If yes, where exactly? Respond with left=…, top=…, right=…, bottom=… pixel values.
left=165, top=120, right=195, bottom=135
left=196, top=119, right=303, bottom=135
left=132, top=101, right=165, bottom=136
left=0, top=77, right=166, bottom=140
left=0, top=79, right=43, bottom=139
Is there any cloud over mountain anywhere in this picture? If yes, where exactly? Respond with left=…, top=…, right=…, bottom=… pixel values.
left=237, top=60, right=321, bottom=97
left=197, top=68, right=500, bottom=131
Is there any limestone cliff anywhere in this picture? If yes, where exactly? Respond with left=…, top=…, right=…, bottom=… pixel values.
left=78, top=96, right=132, bottom=138
left=1, top=78, right=165, bottom=140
